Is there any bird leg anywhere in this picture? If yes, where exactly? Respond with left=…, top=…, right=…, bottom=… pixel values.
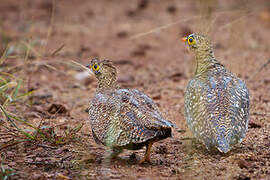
left=139, top=141, right=153, bottom=164
left=104, top=147, right=123, bottom=164
left=109, top=147, right=123, bottom=159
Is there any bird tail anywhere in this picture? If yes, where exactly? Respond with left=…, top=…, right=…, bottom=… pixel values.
left=216, top=135, right=231, bottom=153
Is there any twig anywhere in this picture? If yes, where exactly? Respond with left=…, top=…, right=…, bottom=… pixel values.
left=36, top=143, right=57, bottom=149
left=218, top=11, right=255, bottom=31
left=249, top=59, right=270, bottom=82
left=0, top=139, right=30, bottom=151
left=51, top=44, right=65, bottom=56
left=70, top=60, right=88, bottom=71
left=21, top=41, right=41, bottom=58
left=59, top=155, right=72, bottom=163
left=129, top=15, right=204, bottom=40
left=70, top=60, right=93, bottom=75
left=43, top=0, right=56, bottom=54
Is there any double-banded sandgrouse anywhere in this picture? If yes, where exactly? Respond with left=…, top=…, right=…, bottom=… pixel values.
left=87, top=58, right=175, bottom=163
left=182, top=33, right=250, bottom=153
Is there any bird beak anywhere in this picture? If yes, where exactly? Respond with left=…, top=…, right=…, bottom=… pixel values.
left=85, top=64, right=94, bottom=75
left=181, top=37, right=187, bottom=42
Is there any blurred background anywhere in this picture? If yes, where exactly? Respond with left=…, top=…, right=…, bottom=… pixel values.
left=0, top=0, right=270, bottom=179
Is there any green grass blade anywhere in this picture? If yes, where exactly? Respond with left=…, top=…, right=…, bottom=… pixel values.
left=16, top=90, right=35, bottom=99
left=0, top=105, right=35, bottom=140
left=10, top=114, right=46, bottom=139
left=12, top=79, right=22, bottom=99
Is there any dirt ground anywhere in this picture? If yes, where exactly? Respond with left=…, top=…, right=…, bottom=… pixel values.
left=0, top=0, right=270, bottom=179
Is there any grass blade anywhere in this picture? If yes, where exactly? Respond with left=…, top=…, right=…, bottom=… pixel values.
left=12, top=79, right=22, bottom=99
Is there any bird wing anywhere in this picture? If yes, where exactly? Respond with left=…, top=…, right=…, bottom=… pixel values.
left=184, top=77, right=209, bottom=142
left=89, top=88, right=175, bottom=147
left=226, top=76, right=250, bottom=142
left=123, top=89, right=175, bottom=129
left=185, top=67, right=250, bottom=153
left=89, top=92, right=119, bottom=145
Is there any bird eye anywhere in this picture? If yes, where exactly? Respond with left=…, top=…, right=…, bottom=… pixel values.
left=188, top=36, right=195, bottom=45
left=92, top=64, right=99, bottom=71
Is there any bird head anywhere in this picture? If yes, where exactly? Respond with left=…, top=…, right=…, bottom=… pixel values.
left=86, top=58, right=117, bottom=79
left=182, top=33, right=214, bottom=56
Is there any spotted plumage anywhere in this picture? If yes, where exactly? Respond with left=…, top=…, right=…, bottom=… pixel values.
left=87, top=58, right=175, bottom=163
left=182, top=33, right=250, bottom=153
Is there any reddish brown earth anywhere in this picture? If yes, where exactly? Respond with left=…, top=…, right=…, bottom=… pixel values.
left=0, top=0, right=270, bottom=179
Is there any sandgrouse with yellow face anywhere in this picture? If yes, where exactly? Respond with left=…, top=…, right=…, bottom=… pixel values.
left=182, top=33, right=250, bottom=153
left=87, top=58, right=175, bottom=163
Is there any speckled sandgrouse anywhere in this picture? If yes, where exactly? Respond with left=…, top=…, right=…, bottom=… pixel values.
left=87, top=58, right=175, bottom=163
left=182, top=33, right=250, bottom=153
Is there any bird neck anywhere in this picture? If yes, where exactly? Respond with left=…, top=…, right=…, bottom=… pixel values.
left=96, top=74, right=119, bottom=92
left=195, top=50, right=220, bottom=75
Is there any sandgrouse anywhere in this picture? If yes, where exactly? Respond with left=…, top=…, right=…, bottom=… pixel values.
left=87, top=58, right=175, bottom=163
left=182, top=33, right=250, bottom=153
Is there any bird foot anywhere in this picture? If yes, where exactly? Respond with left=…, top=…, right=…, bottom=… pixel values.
left=138, top=156, right=151, bottom=164
left=139, top=141, right=153, bottom=164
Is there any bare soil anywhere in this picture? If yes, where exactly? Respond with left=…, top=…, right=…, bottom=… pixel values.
left=0, top=0, right=270, bottom=179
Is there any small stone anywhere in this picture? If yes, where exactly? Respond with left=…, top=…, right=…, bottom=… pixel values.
left=169, top=72, right=184, bottom=82
left=238, top=159, right=252, bottom=169
left=116, top=31, right=128, bottom=38
left=132, top=49, right=145, bottom=57
left=152, top=94, right=162, bottom=100
left=126, top=10, right=136, bottom=17
left=48, top=104, right=68, bottom=114
left=137, top=0, right=148, bottom=10
left=167, top=5, right=177, bottom=14
left=72, top=83, right=80, bottom=88
left=248, top=121, right=262, bottom=128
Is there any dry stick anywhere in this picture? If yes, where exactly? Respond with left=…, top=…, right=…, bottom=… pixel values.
left=36, top=143, right=57, bottom=149
left=51, top=44, right=65, bottom=56
left=129, top=8, right=251, bottom=40
left=129, top=16, right=203, bottom=40
left=130, top=4, right=267, bottom=40
left=70, top=60, right=92, bottom=72
left=214, top=9, right=268, bottom=83
left=0, top=45, right=10, bottom=65
left=0, top=136, right=14, bottom=139
left=0, top=140, right=27, bottom=151
left=24, top=39, right=32, bottom=62
left=21, top=41, right=41, bottom=58
left=0, top=124, right=19, bottom=135
left=43, top=0, right=56, bottom=54
left=218, top=11, right=255, bottom=31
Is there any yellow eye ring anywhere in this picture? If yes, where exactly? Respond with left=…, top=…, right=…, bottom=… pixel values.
left=188, top=36, right=195, bottom=45
left=92, top=63, right=99, bottom=71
